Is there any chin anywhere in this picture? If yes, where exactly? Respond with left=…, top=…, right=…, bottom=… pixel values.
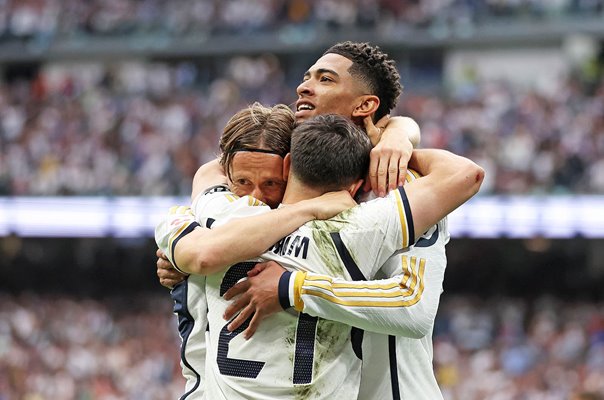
left=295, top=111, right=318, bottom=125
left=295, top=116, right=308, bottom=125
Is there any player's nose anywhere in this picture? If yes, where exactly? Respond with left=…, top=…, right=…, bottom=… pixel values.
left=296, top=80, right=313, bottom=96
left=250, top=187, right=264, bottom=203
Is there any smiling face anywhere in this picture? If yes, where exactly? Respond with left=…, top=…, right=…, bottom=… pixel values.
left=295, top=53, right=370, bottom=124
left=227, top=151, right=286, bottom=209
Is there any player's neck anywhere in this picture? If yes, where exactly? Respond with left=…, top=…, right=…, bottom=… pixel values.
left=281, top=179, right=324, bottom=205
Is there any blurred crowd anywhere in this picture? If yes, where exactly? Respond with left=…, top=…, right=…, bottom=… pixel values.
left=0, top=293, right=184, bottom=400
left=0, top=57, right=603, bottom=196
left=401, top=76, right=604, bottom=195
left=1, top=293, right=602, bottom=399
left=0, top=0, right=603, bottom=40
left=434, top=296, right=604, bottom=399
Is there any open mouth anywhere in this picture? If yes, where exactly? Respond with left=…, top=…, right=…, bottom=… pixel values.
left=297, top=104, right=315, bottom=112
left=296, top=102, right=315, bottom=112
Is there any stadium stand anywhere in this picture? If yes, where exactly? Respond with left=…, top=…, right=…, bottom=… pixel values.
left=1, top=0, right=603, bottom=399
left=0, top=61, right=602, bottom=196
left=0, top=0, right=603, bottom=39
left=1, top=291, right=603, bottom=398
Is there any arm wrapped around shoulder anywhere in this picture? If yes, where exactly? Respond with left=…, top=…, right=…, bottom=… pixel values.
left=405, top=149, right=484, bottom=241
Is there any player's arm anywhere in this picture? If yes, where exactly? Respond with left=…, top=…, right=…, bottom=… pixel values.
left=156, top=249, right=187, bottom=289
left=155, top=158, right=227, bottom=289
left=284, top=272, right=436, bottom=338
left=405, top=148, right=483, bottom=239
left=223, top=150, right=483, bottom=337
left=278, top=150, right=482, bottom=335
left=191, top=158, right=227, bottom=201
left=223, top=231, right=446, bottom=339
left=155, top=191, right=356, bottom=275
left=365, top=115, right=421, bottom=196
left=280, top=225, right=447, bottom=338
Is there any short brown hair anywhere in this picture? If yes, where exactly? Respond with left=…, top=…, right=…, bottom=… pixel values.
left=290, top=114, right=371, bottom=192
left=219, top=103, right=295, bottom=180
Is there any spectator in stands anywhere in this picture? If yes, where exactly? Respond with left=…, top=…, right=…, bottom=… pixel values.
left=1, top=59, right=603, bottom=196
left=1, top=292, right=603, bottom=399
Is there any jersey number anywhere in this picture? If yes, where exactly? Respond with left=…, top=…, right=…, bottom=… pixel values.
left=217, top=262, right=318, bottom=384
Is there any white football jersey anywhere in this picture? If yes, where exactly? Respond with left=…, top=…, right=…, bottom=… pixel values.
left=155, top=183, right=416, bottom=399
left=287, top=234, right=449, bottom=400
left=170, top=273, right=208, bottom=400
left=357, top=219, right=449, bottom=400
left=283, top=172, right=449, bottom=400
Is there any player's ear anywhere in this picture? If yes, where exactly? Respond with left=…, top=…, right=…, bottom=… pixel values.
left=283, top=153, right=291, bottom=180
left=351, top=95, right=379, bottom=119
left=348, top=179, right=364, bottom=198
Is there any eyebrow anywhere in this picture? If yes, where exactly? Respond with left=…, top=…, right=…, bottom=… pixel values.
left=303, top=68, right=340, bottom=78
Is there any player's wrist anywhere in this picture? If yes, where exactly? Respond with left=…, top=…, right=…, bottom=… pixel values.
left=295, top=199, right=321, bottom=220
left=277, top=270, right=306, bottom=311
left=282, top=201, right=317, bottom=223
left=383, top=116, right=421, bottom=147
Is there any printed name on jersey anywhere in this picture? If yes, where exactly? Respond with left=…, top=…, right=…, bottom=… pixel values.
left=270, top=233, right=310, bottom=259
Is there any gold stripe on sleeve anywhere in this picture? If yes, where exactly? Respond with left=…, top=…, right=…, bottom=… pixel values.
left=301, top=289, right=413, bottom=308
left=394, top=189, right=409, bottom=248
left=304, top=274, right=401, bottom=290
left=293, top=271, right=307, bottom=311
left=330, top=281, right=400, bottom=290
left=303, top=281, right=407, bottom=299
left=170, top=206, right=193, bottom=216
left=399, top=256, right=419, bottom=297
left=300, top=257, right=427, bottom=308
left=305, top=274, right=334, bottom=283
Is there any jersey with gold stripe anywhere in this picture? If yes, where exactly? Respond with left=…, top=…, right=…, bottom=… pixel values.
left=156, top=183, right=417, bottom=400
left=283, top=171, right=448, bottom=400
left=154, top=188, right=272, bottom=400
left=357, top=218, right=448, bottom=400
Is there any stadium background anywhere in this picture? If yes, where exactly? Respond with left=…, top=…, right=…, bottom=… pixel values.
left=0, top=1, right=603, bottom=399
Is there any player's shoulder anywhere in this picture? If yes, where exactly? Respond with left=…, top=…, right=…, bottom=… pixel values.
left=311, top=196, right=392, bottom=235
left=192, top=184, right=270, bottom=222
left=193, top=185, right=266, bottom=207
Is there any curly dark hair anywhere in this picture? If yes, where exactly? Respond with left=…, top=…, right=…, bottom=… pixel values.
left=323, top=41, right=402, bottom=121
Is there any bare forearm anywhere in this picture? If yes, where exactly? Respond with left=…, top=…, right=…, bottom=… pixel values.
left=406, top=149, right=484, bottom=238
left=384, top=116, right=421, bottom=148
left=367, top=115, right=421, bottom=194
left=174, top=202, right=319, bottom=275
